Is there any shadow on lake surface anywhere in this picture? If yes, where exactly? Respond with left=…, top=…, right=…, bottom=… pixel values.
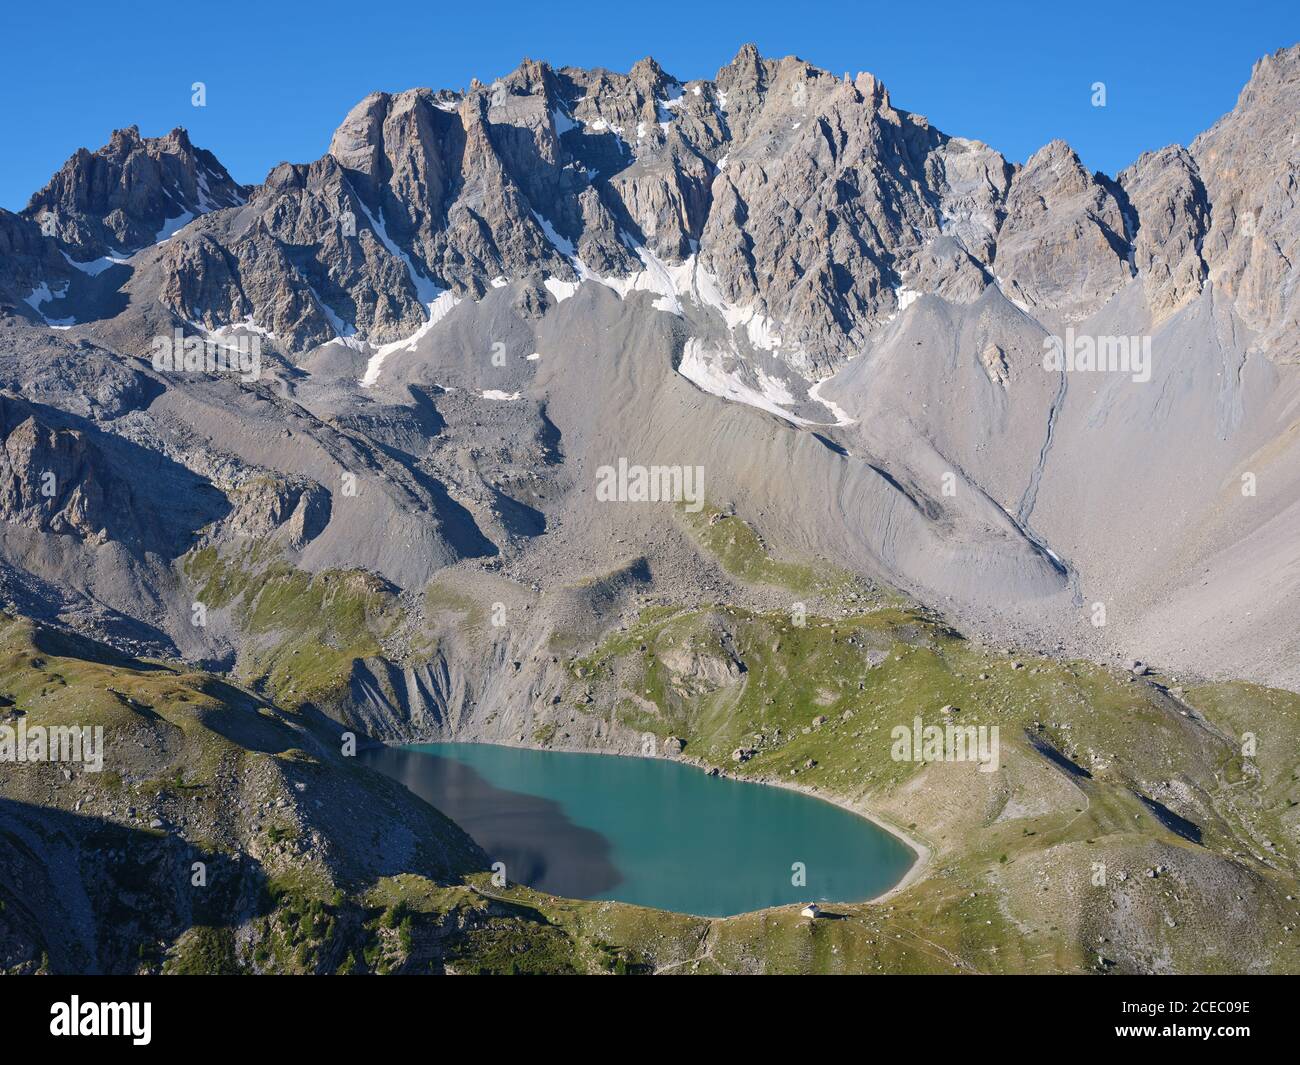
left=359, top=744, right=623, bottom=899
left=360, top=742, right=917, bottom=917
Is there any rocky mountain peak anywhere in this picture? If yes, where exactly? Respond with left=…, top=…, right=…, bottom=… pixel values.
left=1118, top=144, right=1209, bottom=322
left=1189, top=42, right=1300, bottom=360
left=3, top=43, right=1297, bottom=371
left=852, top=70, right=890, bottom=110
left=628, top=56, right=674, bottom=95
left=993, top=137, right=1133, bottom=319
left=719, top=42, right=765, bottom=84
left=23, top=125, right=247, bottom=262
left=1237, top=42, right=1300, bottom=106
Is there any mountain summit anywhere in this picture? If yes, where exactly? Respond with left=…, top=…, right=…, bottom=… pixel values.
left=24, top=125, right=247, bottom=261
left=0, top=42, right=1297, bottom=691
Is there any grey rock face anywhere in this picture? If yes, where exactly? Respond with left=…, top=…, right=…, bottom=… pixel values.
left=22, top=126, right=247, bottom=261
left=154, top=153, right=432, bottom=351
left=327, top=82, right=574, bottom=293
left=0, top=210, right=75, bottom=321
left=699, top=62, right=939, bottom=373
left=1119, top=145, right=1209, bottom=323
left=1191, top=45, right=1300, bottom=362
left=15, top=42, right=1288, bottom=378
left=220, top=476, right=330, bottom=551
left=0, top=392, right=145, bottom=547
left=992, top=140, right=1133, bottom=319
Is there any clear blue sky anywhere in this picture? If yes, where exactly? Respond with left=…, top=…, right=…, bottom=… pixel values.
left=1, top=0, right=1295, bottom=210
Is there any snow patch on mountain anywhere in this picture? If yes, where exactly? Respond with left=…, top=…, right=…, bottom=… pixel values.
left=360, top=291, right=460, bottom=386
left=23, top=280, right=75, bottom=328
left=153, top=212, right=195, bottom=244
left=806, top=377, right=855, bottom=427
left=355, top=198, right=444, bottom=306
left=61, top=250, right=130, bottom=276
left=678, top=338, right=813, bottom=426
left=552, top=108, right=577, bottom=135
left=310, top=284, right=367, bottom=352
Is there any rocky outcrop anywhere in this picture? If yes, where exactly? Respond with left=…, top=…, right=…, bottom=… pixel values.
left=23, top=126, right=247, bottom=262
left=980, top=342, right=1010, bottom=389
left=659, top=643, right=746, bottom=691
left=1191, top=45, right=1300, bottom=362
left=992, top=140, right=1133, bottom=319
left=0, top=211, right=76, bottom=323
left=1119, top=145, right=1209, bottom=322
left=13, top=42, right=1281, bottom=377
left=0, top=391, right=226, bottom=560
left=220, top=477, right=330, bottom=550
left=0, top=392, right=133, bottom=545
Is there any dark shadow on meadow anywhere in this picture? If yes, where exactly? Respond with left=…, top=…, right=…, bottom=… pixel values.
left=0, top=796, right=272, bottom=974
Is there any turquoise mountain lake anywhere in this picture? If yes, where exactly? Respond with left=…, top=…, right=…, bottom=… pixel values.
left=360, top=742, right=916, bottom=917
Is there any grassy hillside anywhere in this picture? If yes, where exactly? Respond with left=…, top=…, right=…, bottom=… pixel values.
left=4, top=508, right=1295, bottom=974
left=184, top=543, right=402, bottom=709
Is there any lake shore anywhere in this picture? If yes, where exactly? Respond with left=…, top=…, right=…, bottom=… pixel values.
left=367, top=736, right=932, bottom=910
left=671, top=752, right=933, bottom=903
